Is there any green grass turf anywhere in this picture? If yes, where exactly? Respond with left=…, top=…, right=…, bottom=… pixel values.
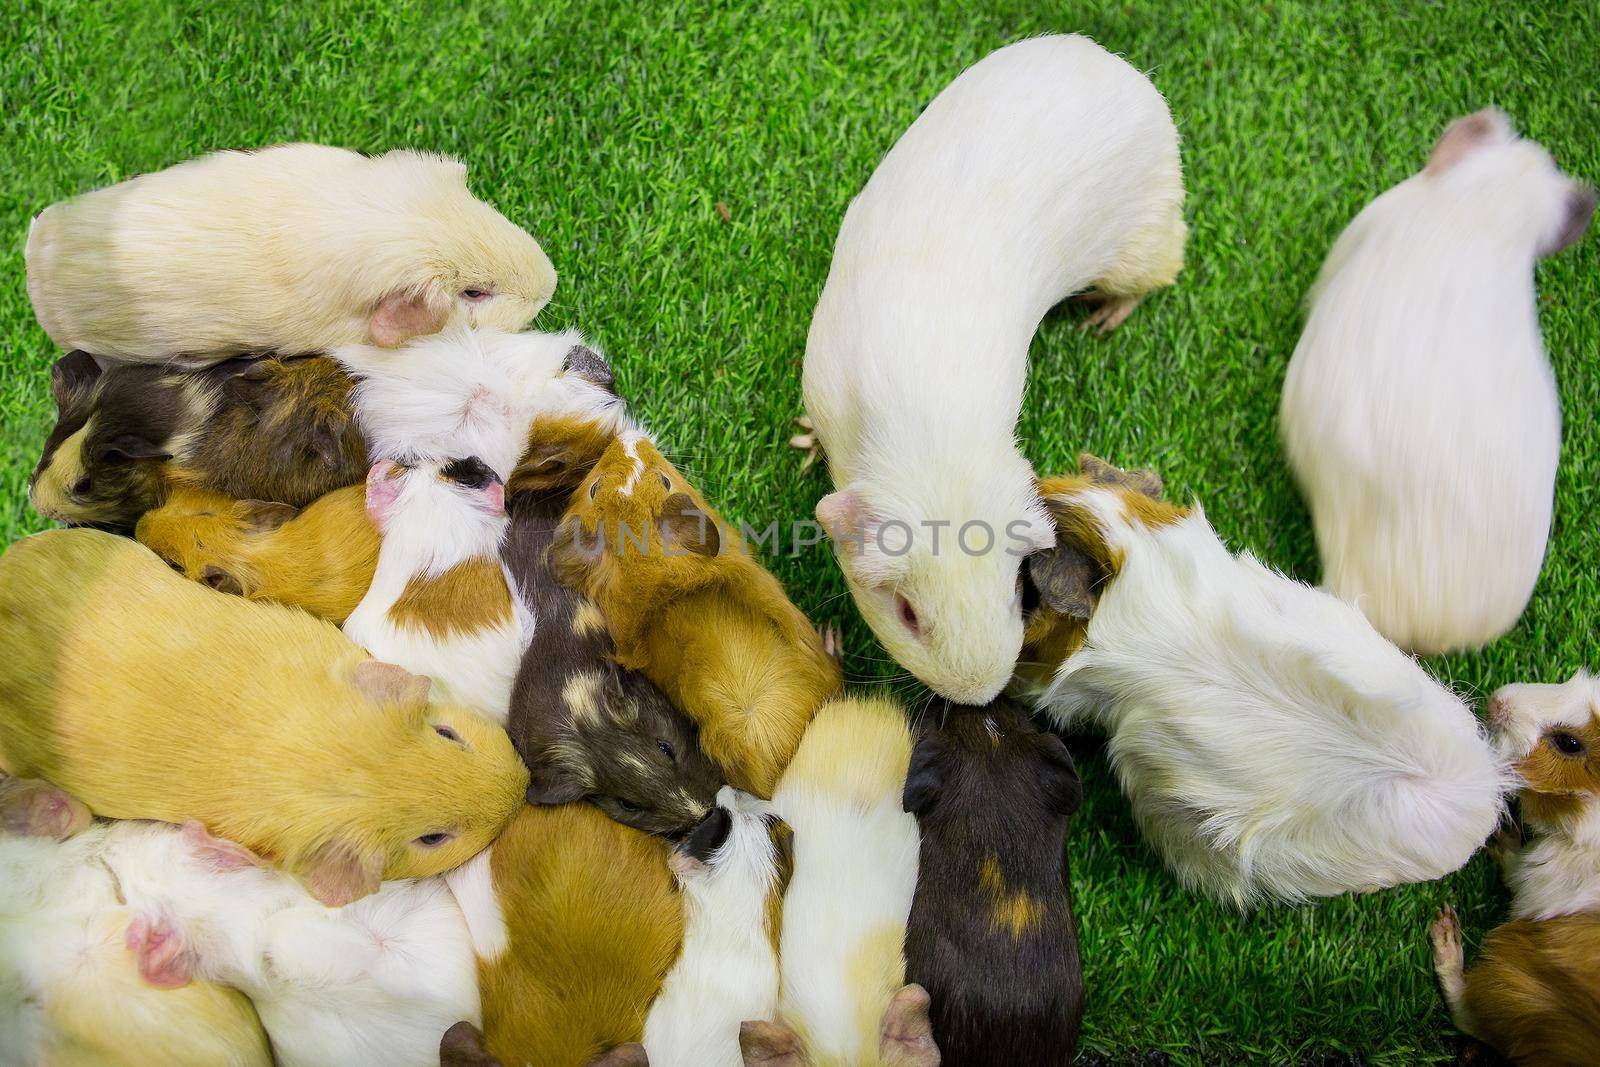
left=2, top=0, right=1596, bottom=1061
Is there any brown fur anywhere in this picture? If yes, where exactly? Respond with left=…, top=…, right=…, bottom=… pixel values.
left=1452, top=912, right=1600, bottom=1066
left=136, top=484, right=378, bottom=624
left=551, top=436, right=841, bottom=796
left=478, top=804, right=685, bottom=1066
left=0, top=530, right=526, bottom=904
left=1515, top=715, right=1600, bottom=825
left=389, top=557, right=515, bottom=638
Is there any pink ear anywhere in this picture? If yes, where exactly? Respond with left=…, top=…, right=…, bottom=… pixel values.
left=484, top=479, right=505, bottom=516
left=0, top=777, right=92, bottom=840
left=370, top=288, right=451, bottom=347
left=879, top=984, right=940, bottom=1067
left=815, top=490, right=862, bottom=540
left=125, top=909, right=193, bottom=989
left=181, top=821, right=265, bottom=872
left=1426, top=108, right=1512, bottom=175
left=300, top=838, right=384, bottom=907
left=351, top=659, right=432, bottom=709
left=739, top=1020, right=812, bottom=1067
left=365, top=461, right=404, bottom=527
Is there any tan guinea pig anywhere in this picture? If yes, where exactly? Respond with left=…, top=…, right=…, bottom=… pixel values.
left=0, top=529, right=527, bottom=906
left=26, top=143, right=557, bottom=362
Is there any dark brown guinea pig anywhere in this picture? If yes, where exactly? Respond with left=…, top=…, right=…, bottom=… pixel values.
left=902, top=697, right=1084, bottom=1067
left=29, top=350, right=365, bottom=530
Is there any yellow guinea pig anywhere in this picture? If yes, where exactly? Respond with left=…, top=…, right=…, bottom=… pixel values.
left=0, top=529, right=527, bottom=906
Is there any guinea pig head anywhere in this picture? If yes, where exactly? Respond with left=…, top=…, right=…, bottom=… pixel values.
left=1486, top=671, right=1600, bottom=832
left=524, top=665, right=725, bottom=838
left=29, top=352, right=172, bottom=530
left=903, top=698, right=1082, bottom=831
left=293, top=660, right=528, bottom=904
left=1424, top=108, right=1594, bottom=258
left=365, top=151, right=557, bottom=347
left=817, top=458, right=1055, bottom=706
left=366, top=456, right=506, bottom=537
left=509, top=343, right=635, bottom=498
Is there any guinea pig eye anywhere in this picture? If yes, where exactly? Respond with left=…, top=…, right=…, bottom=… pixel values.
left=433, top=724, right=463, bottom=745
left=460, top=289, right=493, bottom=302
left=656, top=739, right=676, bottom=762
left=1550, top=731, right=1585, bottom=755
left=615, top=798, right=642, bottom=813
left=588, top=479, right=600, bottom=501
left=71, top=475, right=92, bottom=497
left=658, top=472, right=671, bottom=491
left=414, top=831, right=457, bottom=848
left=895, top=593, right=922, bottom=637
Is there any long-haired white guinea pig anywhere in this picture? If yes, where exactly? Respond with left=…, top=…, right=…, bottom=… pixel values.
left=803, top=34, right=1186, bottom=704
left=1280, top=109, right=1594, bottom=655
left=26, top=144, right=557, bottom=362
left=1018, top=459, right=1507, bottom=904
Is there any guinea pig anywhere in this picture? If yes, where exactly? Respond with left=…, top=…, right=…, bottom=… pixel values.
left=30, top=349, right=365, bottom=530
left=1430, top=904, right=1600, bottom=1067
left=552, top=432, right=842, bottom=796
left=801, top=34, right=1185, bottom=705
left=343, top=457, right=524, bottom=724
left=643, top=787, right=791, bottom=1067
left=0, top=815, right=273, bottom=1067
left=901, top=698, right=1083, bottom=1067
left=26, top=143, right=556, bottom=361
left=136, top=484, right=379, bottom=624
left=506, top=488, right=724, bottom=837
left=1281, top=109, right=1593, bottom=656
left=1017, top=454, right=1507, bottom=903
left=752, top=696, right=932, bottom=1067
left=444, top=803, right=684, bottom=1067
left=0, top=529, right=528, bottom=906
left=103, top=819, right=479, bottom=1067
left=1479, top=671, right=1600, bottom=920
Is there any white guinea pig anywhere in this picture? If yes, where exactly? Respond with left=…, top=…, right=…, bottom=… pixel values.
left=1019, top=463, right=1508, bottom=904
left=110, top=819, right=480, bottom=1067
left=1280, top=109, right=1594, bottom=656
left=803, top=34, right=1187, bottom=704
left=26, top=144, right=556, bottom=362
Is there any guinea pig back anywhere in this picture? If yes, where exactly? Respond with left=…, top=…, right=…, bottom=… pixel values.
left=0, top=529, right=527, bottom=905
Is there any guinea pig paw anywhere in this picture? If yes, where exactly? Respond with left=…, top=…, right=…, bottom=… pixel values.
left=125, top=910, right=193, bottom=990
left=789, top=414, right=822, bottom=472
left=1075, top=291, right=1144, bottom=335
left=1429, top=905, right=1464, bottom=971
left=816, top=622, right=842, bottom=664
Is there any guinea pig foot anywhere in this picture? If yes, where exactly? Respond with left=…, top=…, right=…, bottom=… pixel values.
left=816, top=622, right=842, bottom=664
left=1075, top=291, right=1144, bottom=335
left=1429, top=905, right=1464, bottom=975
left=125, top=909, right=194, bottom=990
left=0, top=778, right=93, bottom=840
left=789, top=414, right=823, bottom=472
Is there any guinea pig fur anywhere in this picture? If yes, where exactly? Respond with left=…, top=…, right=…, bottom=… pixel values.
left=1429, top=904, right=1600, bottom=1067
left=26, top=143, right=556, bottom=360
left=1018, top=455, right=1508, bottom=904
left=552, top=432, right=843, bottom=797
left=756, top=696, right=931, bottom=1067
left=103, top=819, right=479, bottom=1067
left=444, top=803, right=685, bottom=1067
left=1280, top=108, right=1594, bottom=656
left=0, top=815, right=272, bottom=1067
left=1481, top=672, right=1600, bottom=921
left=29, top=349, right=366, bottom=530
left=802, top=34, right=1185, bottom=705
left=136, top=483, right=379, bottom=625
left=506, top=488, right=724, bottom=837
left=643, top=787, right=791, bottom=1067
left=901, top=698, right=1084, bottom=1067
left=0, top=529, right=528, bottom=905
left=343, top=457, right=525, bottom=724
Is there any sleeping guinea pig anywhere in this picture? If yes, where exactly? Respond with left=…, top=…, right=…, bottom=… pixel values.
left=0, top=529, right=527, bottom=906
left=902, top=698, right=1083, bottom=1067
left=27, top=144, right=556, bottom=361
left=1017, top=454, right=1507, bottom=904
left=802, top=34, right=1185, bottom=705
left=552, top=432, right=842, bottom=797
left=30, top=349, right=365, bottom=530
left=1281, top=109, right=1593, bottom=655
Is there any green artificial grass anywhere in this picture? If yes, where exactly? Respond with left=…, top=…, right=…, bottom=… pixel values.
left=1, top=1, right=1596, bottom=1062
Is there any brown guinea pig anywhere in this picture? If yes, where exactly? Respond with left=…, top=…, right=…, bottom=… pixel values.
left=551, top=433, right=842, bottom=797
left=29, top=349, right=366, bottom=530
left=136, top=484, right=378, bottom=624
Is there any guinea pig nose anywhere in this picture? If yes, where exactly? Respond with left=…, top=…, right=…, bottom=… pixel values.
left=680, top=805, right=733, bottom=864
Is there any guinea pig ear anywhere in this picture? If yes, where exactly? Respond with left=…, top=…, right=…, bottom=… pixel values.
left=180, top=821, right=265, bottom=872
left=1078, top=452, right=1164, bottom=500
left=524, top=762, right=589, bottom=806
left=584, top=1043, right=648, bottom=1067
left=364, top=461, right=406, bottom=528
left=0, top=777, right=92, bottom=840
left=369, top=287, right=452, bottom=348
left=1025, top=543, right=1101, bottom=621
left=1426, top=108, right=1513, bottom=176
left=660, top=493, right=721, bottom=557
left=816, top=490, right=869, bottom=542
left=51, top=350, right=103, bottom=402
left=879, top=983, right=940, bottom=1067
left=95, top=434, right=171, bottom=464
left=902, top=734, right=948, bottom=816
left=234, top=498, right=300, bottom=534
left=1039, top=733, right=1084, bottom=817
left=351, top=659, right=432, bottom=710
left=740, top=1019, right=813, bottom=1067
left=562, top=344, right=617, bottom=393
left=440, top=1021, right=504, bottom=1067
left=299, top=837, right=384, bottom=907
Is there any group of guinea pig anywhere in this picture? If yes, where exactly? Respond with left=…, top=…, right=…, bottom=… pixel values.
left=0, top=31, right=1596, bottom=1067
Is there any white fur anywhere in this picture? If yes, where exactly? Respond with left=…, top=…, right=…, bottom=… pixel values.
left=443, top=846, right=510, bottom=962
left=342, top=460, right=524, bottom=724
left=771, top=702, right=920, bottom=1065
left=99, top=821, right=479, bottom=1067
left=1026, top=488, right=1508, bottom=903
left=644, top=787, right=783, bottom=1067
left=803, top=34, right=1186, bottom=704
left=1280, top=110, right=1591, bottom=655
left=1484, top=672, right=1600, bottom=920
